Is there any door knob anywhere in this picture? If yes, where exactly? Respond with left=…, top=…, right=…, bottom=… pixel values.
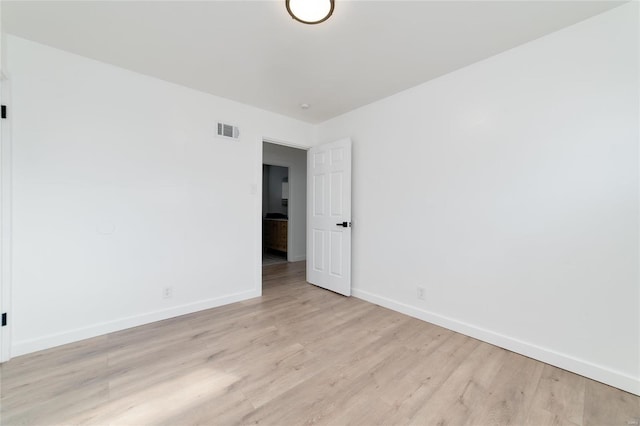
left=336, top=221, right=351, bottom=227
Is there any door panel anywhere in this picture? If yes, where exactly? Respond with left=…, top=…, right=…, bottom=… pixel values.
left=307, top=138, right=352, bottom=296
left=312, top=229, right=325, bottom=272
left=313, top=175, right=325, bottom=215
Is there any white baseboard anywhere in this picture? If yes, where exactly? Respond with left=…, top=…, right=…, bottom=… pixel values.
left=352, top=288, right=640, bottom=396
left=12, top=289, right=260, bottom=357
left=289, top=254, right=306, bottom=262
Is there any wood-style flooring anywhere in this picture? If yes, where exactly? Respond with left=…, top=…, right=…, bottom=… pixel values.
left=1, top=261, right=639, bottom=425
left=261, top=250, right=287, bottom=266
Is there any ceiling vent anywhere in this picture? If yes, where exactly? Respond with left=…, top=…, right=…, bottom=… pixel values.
left=217, top=122, right=240, bottom=140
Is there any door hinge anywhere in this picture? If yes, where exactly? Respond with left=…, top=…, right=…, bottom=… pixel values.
left=1, top=313, right=6, bottom=327
left=1, top=105, right=6, bottom=119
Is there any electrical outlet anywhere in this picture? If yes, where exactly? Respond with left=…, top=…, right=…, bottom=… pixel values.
left=417, top=286, right=425, bottom=300
left=163, top=287, right=173, bottom=299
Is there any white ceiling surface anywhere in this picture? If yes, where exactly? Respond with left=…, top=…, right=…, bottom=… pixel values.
left=2, top=1, right=624, bottom=123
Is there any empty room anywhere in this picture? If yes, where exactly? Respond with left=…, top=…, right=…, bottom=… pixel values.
left=0, top=0, right=638, bottom=425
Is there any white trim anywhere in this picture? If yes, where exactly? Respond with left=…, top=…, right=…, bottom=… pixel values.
left=262, top=137, right=310, bottom=152
left=255, top=138, right=264, bottom=296
left=12, top=289, right=260, bottom=357
left=289, top=254, right=306, bottom=262
left=352, top=288, right=640, bottom=396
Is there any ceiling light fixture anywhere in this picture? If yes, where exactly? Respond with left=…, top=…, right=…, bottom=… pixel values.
left=286, top=0, right=334, bottom=25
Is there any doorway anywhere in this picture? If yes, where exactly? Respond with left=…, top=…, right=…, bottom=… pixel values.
left=261, top=141, right=307, bottom=268
left=262, top=164, right=289, bottom=266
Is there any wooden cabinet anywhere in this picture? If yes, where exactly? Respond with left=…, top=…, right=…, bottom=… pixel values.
left=263, top=219, right=287, bottom=253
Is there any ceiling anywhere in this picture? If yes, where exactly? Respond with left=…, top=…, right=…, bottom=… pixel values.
left=2, top=1, right=624, bottom=123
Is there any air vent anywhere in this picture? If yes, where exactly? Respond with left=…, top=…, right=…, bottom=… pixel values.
left=217, top=122, right=240, bottom=140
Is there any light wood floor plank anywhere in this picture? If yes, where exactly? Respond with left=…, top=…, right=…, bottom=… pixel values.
left=583, top=379, right=640, bottom=426
left=1, top=261, right=638, bottom=425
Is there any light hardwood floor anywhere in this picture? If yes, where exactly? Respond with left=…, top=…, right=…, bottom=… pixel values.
left=1, top=261, right=639, bottom=425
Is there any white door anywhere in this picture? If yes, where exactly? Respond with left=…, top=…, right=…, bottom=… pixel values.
left=0, top=76, right=3, bottom=362
left=307, top=138, right=352, bottom=296
left=0, top=74, right=8, bottom=363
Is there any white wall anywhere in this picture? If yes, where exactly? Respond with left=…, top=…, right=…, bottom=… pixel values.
left=263, top=142, right=307, bottom=262
left=317, top=3, right=639, bottom=394
left=7, top=35, right=313, bottom=356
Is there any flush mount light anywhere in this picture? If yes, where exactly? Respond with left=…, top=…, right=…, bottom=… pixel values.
left=286, top=0, right=334, bottom=25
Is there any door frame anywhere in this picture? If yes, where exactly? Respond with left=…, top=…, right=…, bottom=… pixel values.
left=257, top=137, right=309, bottom=294
left=0, top=71, right=12, bottom=363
